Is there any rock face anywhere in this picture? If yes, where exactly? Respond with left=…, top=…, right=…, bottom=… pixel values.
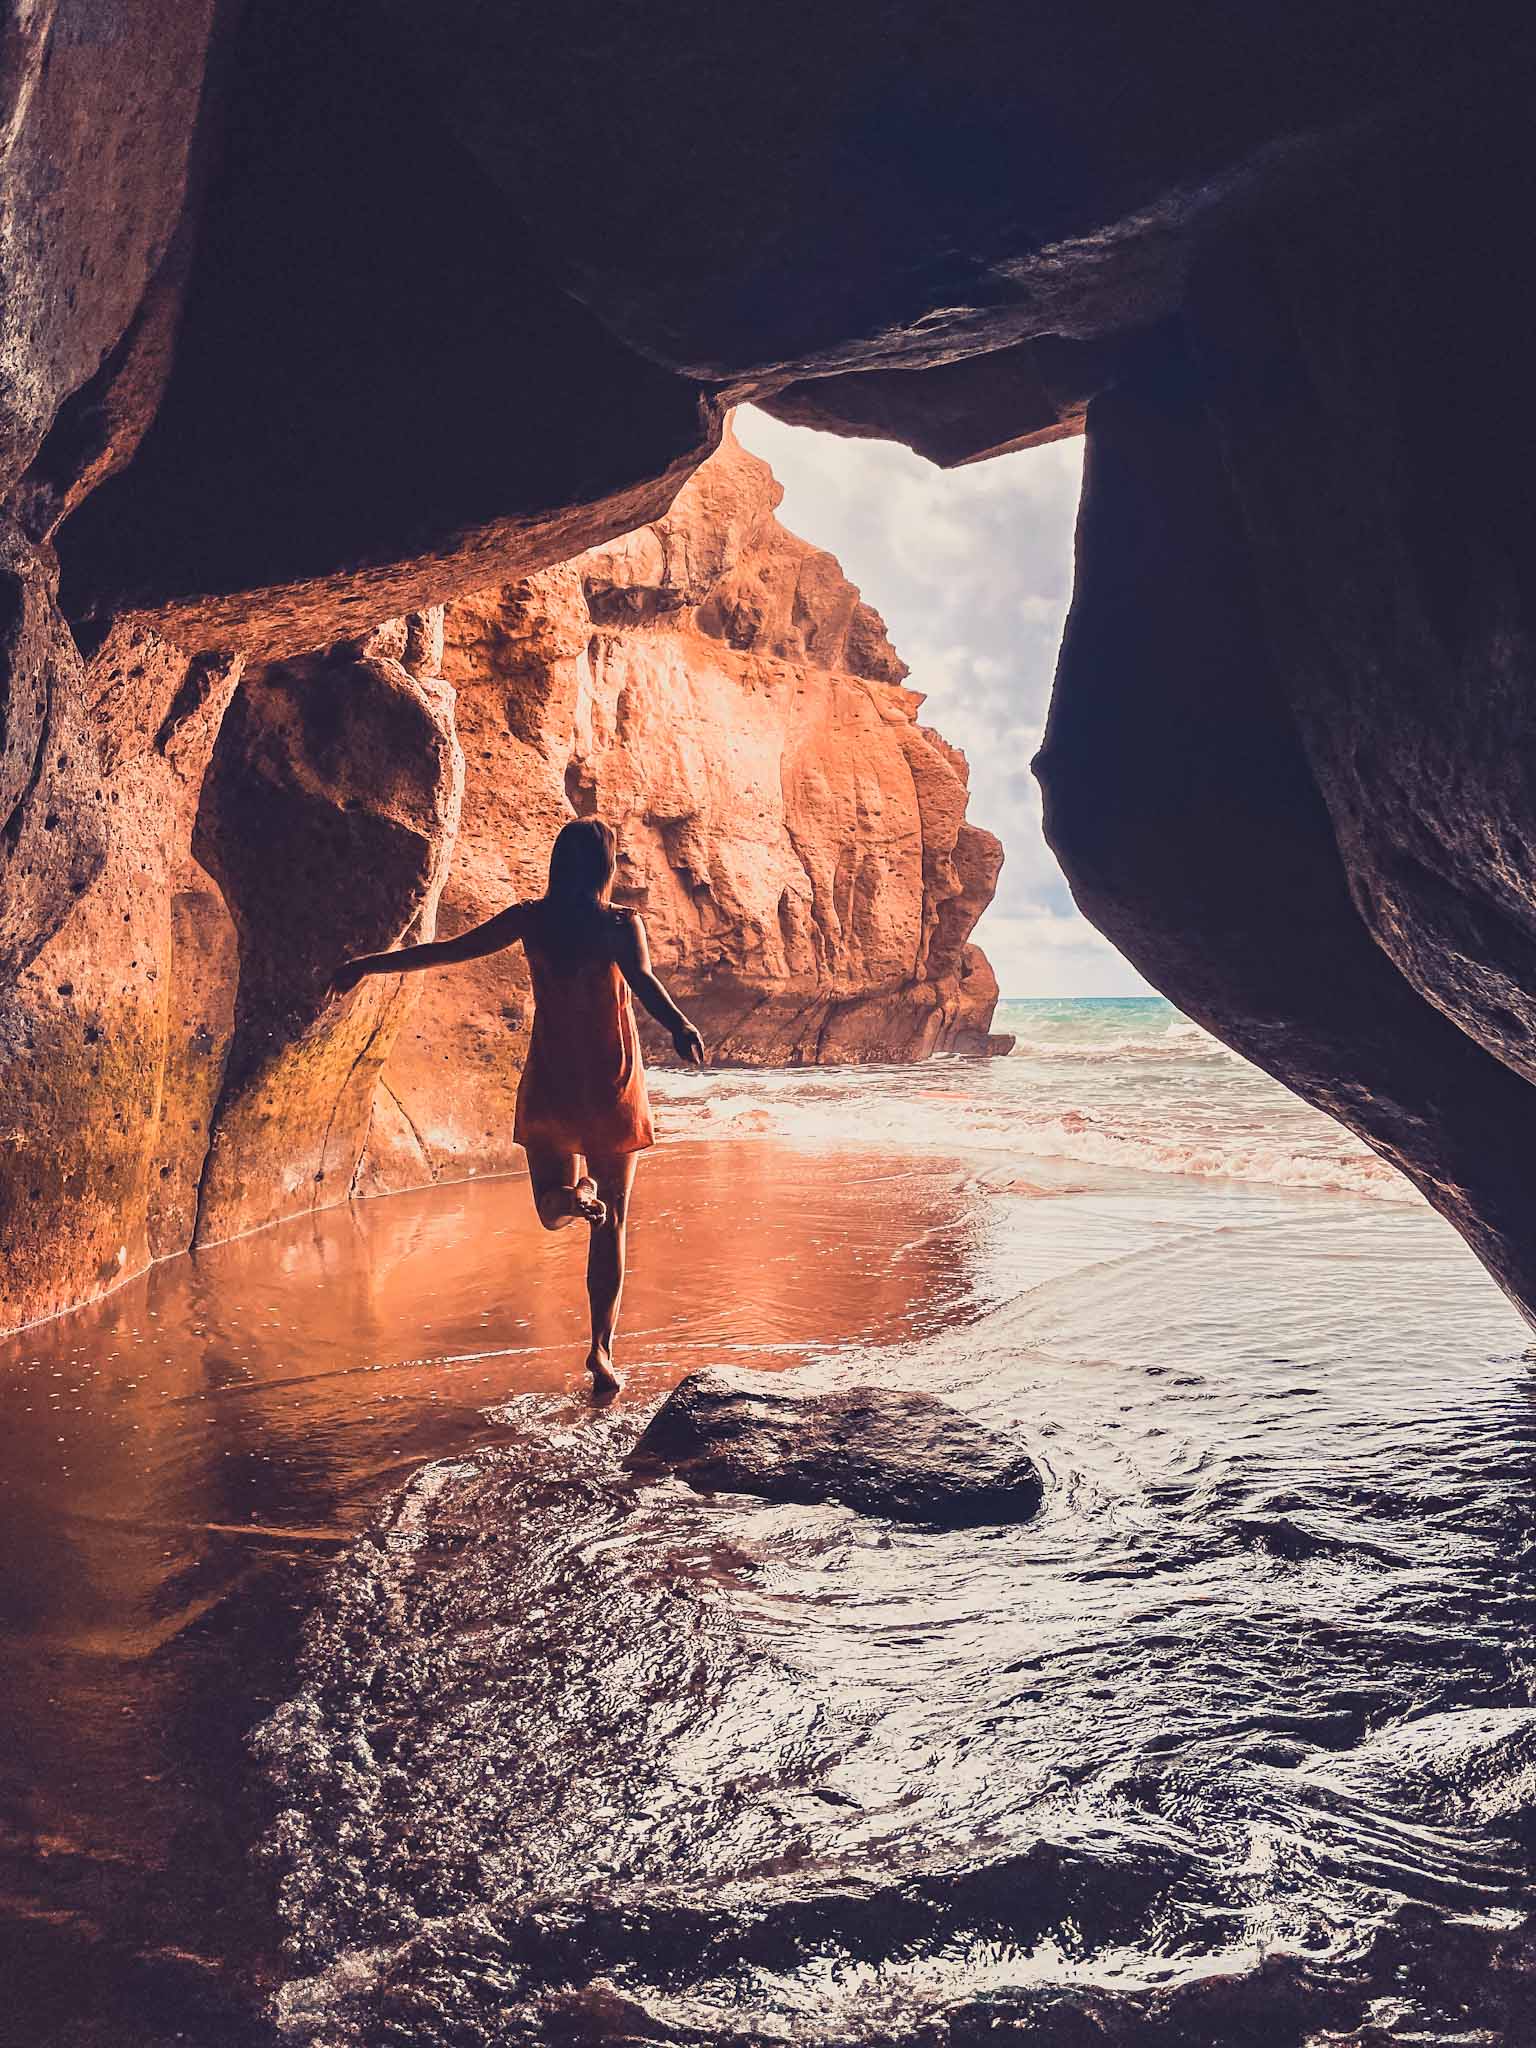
left=6, top=5, right=1536, bottom=1338
left=0, top=435, right=1002, bottom=1330
left=0, top=625, right=242, bottom=1328
left=192, top=624, right=464, bottom=1244
left=1035, top=102, right=1536, bottom=1321
left=48, top=6, right=1504, bottom=644
left=632, top=1367, right=1045, bottom=1527
left=366, top=428, right=1003, bottom=1189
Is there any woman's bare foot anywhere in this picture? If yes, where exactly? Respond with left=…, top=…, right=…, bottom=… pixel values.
left=538, top=1179, right=607, bottom=1229
left=586, top=1345, right=623, bottom=1397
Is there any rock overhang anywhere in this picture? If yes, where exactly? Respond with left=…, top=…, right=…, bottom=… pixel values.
left=2, top=3, right=1536, bottom=1333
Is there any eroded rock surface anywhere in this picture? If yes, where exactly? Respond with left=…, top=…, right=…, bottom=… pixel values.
left=1037, top=99, right=1536, bottom=1322
left=366, top=428, right=1004, bottom=1190
left=632, top=1367, right=1044, bottom=1527
left=50, top=5, right=1493, bottom=646
left=192, top=621, right=464, bottom=1244
left=1, top=434, right=1002, bottom=1329
left=0, top=619, right=242, bottom=1329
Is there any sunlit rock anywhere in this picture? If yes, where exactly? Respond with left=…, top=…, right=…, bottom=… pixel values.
left=192, top=626, right=464, bottom=1246
left=1, top=435, right=1001, bottom=1325
left=0, top=617, right=242, bottom=1329
left=366, top=428, right=1005, bottom=1189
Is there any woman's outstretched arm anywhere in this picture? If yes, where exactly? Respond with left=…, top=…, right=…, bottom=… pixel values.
left=328, top=904, right=528, bottom=997
left=615, top=912, right=705, bottom=1065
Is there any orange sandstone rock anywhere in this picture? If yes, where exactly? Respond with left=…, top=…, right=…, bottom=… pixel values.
left=0, top=434, right=1000, bottom=1330
left=365, top=427, right=1003, bottom=1189
left=0, top=620, right=242, bottom=1330
left=192, top=625, right=463, bottom=1244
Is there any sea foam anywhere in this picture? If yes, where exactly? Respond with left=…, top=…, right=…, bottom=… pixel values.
left=651, top=997, right=1414, bottom=1203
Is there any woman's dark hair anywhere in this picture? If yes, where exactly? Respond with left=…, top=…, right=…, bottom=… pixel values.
left=533, top=819, right=621, bottom=966
left=547, top=818, right=617, bottom=906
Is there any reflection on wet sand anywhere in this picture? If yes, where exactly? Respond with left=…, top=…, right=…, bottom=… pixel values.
left=7, top=1113, right=1536, bottom=2045
left=0, top=1141, right=1001, bottom=2046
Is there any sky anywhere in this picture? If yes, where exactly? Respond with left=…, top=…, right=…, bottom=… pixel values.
left=734, top=406, right=1153, bottom=999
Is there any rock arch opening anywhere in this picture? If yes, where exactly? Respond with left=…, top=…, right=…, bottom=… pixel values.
left=1, top=7, right=1535, bottom=1339
left=1, top=410, right=1067, bottom=1333
left=729, top=406, right=1101, bottom=1010
left=9, top=17, right=1536, bottom=2043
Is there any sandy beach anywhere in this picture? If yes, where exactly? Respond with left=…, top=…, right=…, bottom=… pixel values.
left=7, top=1012, right=1536, bottom=2041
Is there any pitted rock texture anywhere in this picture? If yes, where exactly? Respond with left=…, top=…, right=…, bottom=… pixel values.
left=7, top=0, right=1536, bottom=1351
left=0, top=610, right=464, bottom=1329
left=0, top=437, right=1002, bottom=1330
left=0, top=0, right=217, bottom=505
left=632, top=1367, right=1045, bottom=1527
left=192, top=625, right=464, bottom=1245
left=0, top=617, right=242, bottom=1330
left=366, top=427, right=1005, bottom=1190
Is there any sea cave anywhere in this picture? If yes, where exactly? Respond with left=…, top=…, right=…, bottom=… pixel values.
left=5, top=6, right=1536, bottom=2043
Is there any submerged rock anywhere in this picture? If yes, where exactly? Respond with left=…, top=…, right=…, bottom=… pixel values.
left=1314, top=1707, right=1536, bottom=1835
left=631, top=1367, right=1044, bottom=1527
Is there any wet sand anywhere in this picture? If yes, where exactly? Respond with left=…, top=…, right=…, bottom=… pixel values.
left=6, top=1124, right=1536, bottom=2044
left=0, top=1140, right=1034, bottom=2046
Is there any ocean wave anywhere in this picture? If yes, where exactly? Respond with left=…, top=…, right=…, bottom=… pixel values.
left=649, top=998, right=1415, bottom=1204
left=1002, top=1110, right=1406, bottom=1200
left=1005, top=1032, right=1234, bottom=1063
left=654, top=1087, right=1409, bottom=1201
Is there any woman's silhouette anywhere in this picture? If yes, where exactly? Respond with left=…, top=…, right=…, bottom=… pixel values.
left=331, top=819, right=704, bottom=1394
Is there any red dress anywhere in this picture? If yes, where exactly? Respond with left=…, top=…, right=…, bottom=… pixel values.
left=513, top=935, right=655, bottom=1158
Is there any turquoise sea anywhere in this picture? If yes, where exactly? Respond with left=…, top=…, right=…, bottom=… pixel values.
left=653, top=994, right=1403, bottom=1201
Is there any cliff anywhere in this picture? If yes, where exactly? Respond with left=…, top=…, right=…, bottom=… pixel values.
left=0, top=433, right=1003, bottom=1331
left=7, top=5, right=1536, bottom=1333
left=363, top=428, right=1003, bottom=1191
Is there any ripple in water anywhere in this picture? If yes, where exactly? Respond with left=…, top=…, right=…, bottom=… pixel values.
left=255, top=1193, right=1536, bottom=2040
left=7, top=999, right=1536, bottom=2044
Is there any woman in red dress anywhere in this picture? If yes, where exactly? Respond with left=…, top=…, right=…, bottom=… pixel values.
left=331, top=820, right=704, bottom=1394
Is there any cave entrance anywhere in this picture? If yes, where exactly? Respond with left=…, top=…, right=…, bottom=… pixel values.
left=717, top=407, right=1396, bottom=1212
left=731, top=404, right=1124, bottom=1010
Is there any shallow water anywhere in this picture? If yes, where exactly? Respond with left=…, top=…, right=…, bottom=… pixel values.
left=0, top=1140, right=1045, bottom=2043
left=6, top=1005, right=1536, bottom=2043
left=659, top=997, right=1404, bottom=1201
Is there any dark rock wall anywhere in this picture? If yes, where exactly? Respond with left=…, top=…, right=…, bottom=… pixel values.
left=1189, top=104, right=1536, bottom=1087
left=51, top=0, right=723, bottom=658
left=1037, top=93, right=1536, bottom=1321
left=4, top=6, right=1536, bottom=1329
left=1037, top=340, right=1536, bottom=1321
left=401, top=1, right=1495, bottom=381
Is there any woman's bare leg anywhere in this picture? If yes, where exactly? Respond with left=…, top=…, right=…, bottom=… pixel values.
left=583, top=1151, right=638, bottom=1394
left=524, top=1142, right=606, bottom=1230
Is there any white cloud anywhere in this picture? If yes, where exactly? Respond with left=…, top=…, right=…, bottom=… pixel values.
left=978, top=911, right=1157, bottom=1000
left=736, top=405, right=1149, bottom=996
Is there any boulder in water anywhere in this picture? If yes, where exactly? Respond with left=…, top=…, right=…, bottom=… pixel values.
left=631, top=1368, right=1044, bottom=1528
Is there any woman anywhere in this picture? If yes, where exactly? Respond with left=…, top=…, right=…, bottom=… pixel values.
left=330, top=819, right=704, bottom=1395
